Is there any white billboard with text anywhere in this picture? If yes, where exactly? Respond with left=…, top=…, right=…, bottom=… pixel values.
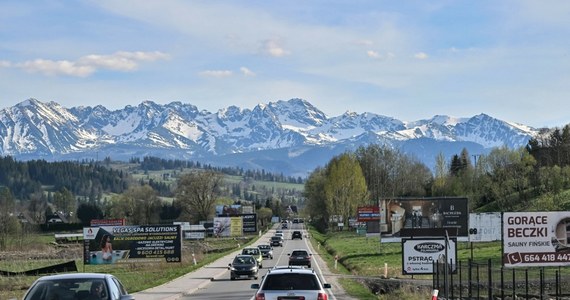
left=503, top=212, right=570, bottom=267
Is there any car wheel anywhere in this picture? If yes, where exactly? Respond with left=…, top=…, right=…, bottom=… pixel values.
left=308, top=264, right=311, bottom=268
left=230, top=276, right=235, bottom=280
left=254, top=276, right=258, bottom=280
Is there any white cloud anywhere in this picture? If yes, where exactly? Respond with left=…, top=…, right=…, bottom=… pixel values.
left=367, top=50, right=380, bottom=59
left=79, top=51, right=170, bottom=71
left=199, top=70, right=233, bottom=78
left=240, top=67, right=255, bottom=76
left=0, top=60, right=12, bottom=68
left=11, top=51, right=170, bottom=77
left=367, top=51, right=395, bottom=60
left=414, top=52, right=428, bottom=60
left=18, top=59, right=96, bottom=77
left=261, top=39, right=290, bottom=57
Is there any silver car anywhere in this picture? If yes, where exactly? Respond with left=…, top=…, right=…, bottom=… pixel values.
left=22, top=272, right=134, bottom=300
left=251, top=266, right=331, bottom=300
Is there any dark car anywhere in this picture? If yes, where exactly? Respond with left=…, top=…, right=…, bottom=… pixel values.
left=288, top=249, right=312, bottom=268
left=22, top=272, right=134, bottom=300
left=228, top=255, right=259, bottom=280
left=258, top=244, right=274, bottom=259
left=270, top=236, right=283, bottom=247
left=292, top=231, right=303, bottom=240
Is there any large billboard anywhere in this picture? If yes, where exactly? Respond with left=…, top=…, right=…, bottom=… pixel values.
left=469, top=212, right=502, bottom=242
left=503, top=212, right=570, bottom=267
left=401, top=237, right=457, bottom=275
left=380, top=197, right=468, bottom=242
left=83, top=225, right=181, bottom=265
left=241, top=214, right=258, bottom=234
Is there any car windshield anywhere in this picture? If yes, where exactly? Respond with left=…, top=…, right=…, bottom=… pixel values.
left=262, top=273, right=320, bottom=290
left=234, top=256, right=255, bottom=264
left=291, top=251, right=308, bottom=256
left=25, top=278, right=108, bottom=300
left=271, top=237, right=280, bottom=241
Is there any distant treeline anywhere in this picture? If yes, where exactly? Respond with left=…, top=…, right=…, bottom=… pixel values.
left=0, top=156, right=129, bottom=200
left=133, top=156, right=305, bottom=184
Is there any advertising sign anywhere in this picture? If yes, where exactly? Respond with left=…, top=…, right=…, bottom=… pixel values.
left=90, top=219, right=126, bottom=227
left=357, top=206, right=380, bottom=222
left=230, top=217, right=243, bottom=236
left=380, top=197, right=468, bottom=242
left=83, top=225, right=181, bottom=265
left=503, top=212, right=570, bottom=267
left=241, top=214, right=258, bottom=234
left=402, top=238, right=457, bottom=275
left=469, top=212, right=502, bottom=242
left=213, top=217, right=231, bottom=237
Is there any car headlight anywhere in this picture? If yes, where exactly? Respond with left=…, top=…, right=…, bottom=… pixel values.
left=230, top=267, right=236, bottom=271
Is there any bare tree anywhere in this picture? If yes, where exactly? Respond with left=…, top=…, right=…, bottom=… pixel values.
left=175, top=171, right=223, bottom=222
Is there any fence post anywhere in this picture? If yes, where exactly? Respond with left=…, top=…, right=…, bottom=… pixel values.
left=539, top=267, right=544, bottom=300
left=554, top=270, right=559, bottom=300
left=487, top=259, right=493, bottom=300
left=476, top=263, right=480, bottom=299
left=525, top=269, right=529, bottom=299
left=512, top=268, right=516, bottom=300
left=500, top=266, right=504, bottom=300
left=458, top=260, right=462, bottom=300
left=450, top=259, right=454, bottom=300
left=468, top=258, right=472, bottom=298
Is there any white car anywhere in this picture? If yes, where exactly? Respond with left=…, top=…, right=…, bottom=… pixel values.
left=251, top=266, right=331, bottom=300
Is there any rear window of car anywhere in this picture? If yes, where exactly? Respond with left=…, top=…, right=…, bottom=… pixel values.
left=291, top=250, right=308, bottom=256
left=271, top=236, right=280, bottom=240
left=262, top=273, right=320, bottom=290
left=242, top=248, right=259, bottom=255
left=258, top=245, right=270, bottom=249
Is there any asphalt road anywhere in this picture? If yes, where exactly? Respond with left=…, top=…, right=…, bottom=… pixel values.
left=133, top=222, right=354, bottom=300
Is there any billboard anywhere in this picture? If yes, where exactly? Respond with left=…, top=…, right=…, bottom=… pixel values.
left=357, top=206, right=380, bottom=222
left=83, top=225, right=181, bottom=265
left=213, top=217, right=231, bottom=237
left=380, top=197, right=468, bottom=242
left=241, top=214, right=258, bottom=234
left=469, top=212, right=502, bottom=242
left=503, top=212, right=570, bottom=267
left=402, top=237, right=457, bottom=275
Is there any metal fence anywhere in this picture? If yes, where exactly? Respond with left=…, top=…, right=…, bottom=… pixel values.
left=433, top=259, right=570, bottom=299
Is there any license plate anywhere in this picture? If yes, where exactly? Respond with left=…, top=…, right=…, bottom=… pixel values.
left=297, top=256, right=304, bottom=259
left=277, top=297, right=305, bottom=300
left=240, top=275, right=249, bottom=278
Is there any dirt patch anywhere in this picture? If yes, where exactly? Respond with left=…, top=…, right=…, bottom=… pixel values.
left=0, top=244, right=83, bottom=261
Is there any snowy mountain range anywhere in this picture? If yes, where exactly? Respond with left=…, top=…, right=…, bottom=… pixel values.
left=0, top=98, right=538, bottom=177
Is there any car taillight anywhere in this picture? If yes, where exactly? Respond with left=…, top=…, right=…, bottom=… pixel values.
left=317, top=292, right=328, bottom=300
left=255, top=292, right=265, bottom=300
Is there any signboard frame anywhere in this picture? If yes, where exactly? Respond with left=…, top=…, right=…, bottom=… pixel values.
left=380, top=197, right=468, bottom=243
left=503, top=211, right=570, bottom=267
left=401, top=237, right=457, bottom=275
left=83, top=225, right=182, bottom=265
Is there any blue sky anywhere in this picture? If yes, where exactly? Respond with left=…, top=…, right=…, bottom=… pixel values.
left=1, top=0, right=569, bottom=128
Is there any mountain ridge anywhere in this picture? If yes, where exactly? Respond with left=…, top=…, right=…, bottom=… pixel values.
left=0, top=98, right=539, bottom=176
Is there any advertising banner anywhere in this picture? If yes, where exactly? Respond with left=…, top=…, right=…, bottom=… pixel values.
left=241, top=214, right=258, bottom=234
left=402, top=237, right=457, bottom=275
left=503, top=212, right=570, bottom=267
left=230, top=217, right=243, bottom=236
left=357, top=206, right=380, bottom=222
left=213, top=217, right=231, bottom=237
left=469, top=212, right=502, bottom=242
left=83, top=225, right=181, bottom=265
left=380, top=197, right=468, bottom=242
